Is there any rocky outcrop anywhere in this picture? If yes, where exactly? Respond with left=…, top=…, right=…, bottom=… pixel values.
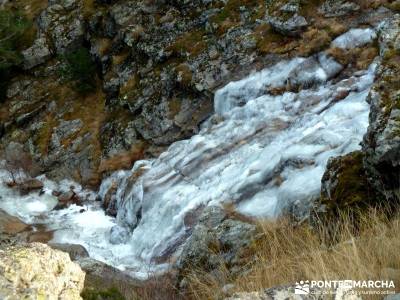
left=76, top=257, right=140, bottom=299
left=49, top=243, right=90, bottom=261
left=313, top=151, right=378, bottom=223
left=362, top=15, right=400, bottom=201
left=266, top=1, right=308, bottom=36
left=0, top=243, right=85, bottom=300
left=37, top=0, right=85, bottom=55
left=178, top=206, right=259, bottom=284
left=318, top=0, right=360, bottom=17
left=21, top=36, right=52, bottom=70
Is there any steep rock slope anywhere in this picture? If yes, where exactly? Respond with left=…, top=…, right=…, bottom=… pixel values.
left=1, top=0, right=396, bottom=186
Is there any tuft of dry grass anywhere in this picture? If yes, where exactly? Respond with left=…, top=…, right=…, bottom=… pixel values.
left=98, top=142, right=146, bottom=174
left=186, top=209, right=400, bottom=299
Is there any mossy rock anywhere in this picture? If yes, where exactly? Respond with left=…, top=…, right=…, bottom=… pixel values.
left=314, top=151, right=381, bottom=226
left=321, top=151, right=374, bottom=209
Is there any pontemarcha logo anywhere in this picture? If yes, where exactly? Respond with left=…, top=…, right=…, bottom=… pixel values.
left=295, top=280, right=310, bottom=294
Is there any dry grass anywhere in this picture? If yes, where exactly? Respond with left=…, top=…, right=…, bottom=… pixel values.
left=131, top=273, right=185, bottom=300
left=297, top=27, right=332, bottom=56
left=186, top=209, right=400, bottom=299
left=167, top=30, right=207, bottom=58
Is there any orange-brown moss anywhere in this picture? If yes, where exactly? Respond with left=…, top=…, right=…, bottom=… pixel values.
left=253, top=24, right=298, bottom=55
left=98, top=142, right=146, bottom=174
left=175, top=63, right=193, bottom=87
left=167, top=30, right=207, bottom=57
left=297, top=27, right=331, bottom=56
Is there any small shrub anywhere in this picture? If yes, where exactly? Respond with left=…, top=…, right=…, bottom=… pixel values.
left=4, top=142, right=33, bottom=184
left=59, top=47, right=97, bottom=94
left=0, top=9, right=30, bottom=68
left=0, top=8, right=30, bottom=100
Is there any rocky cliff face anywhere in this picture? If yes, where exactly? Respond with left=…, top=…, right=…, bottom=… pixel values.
left=2, top=0, right=397, bottom=187
left=363, top=14, right=400, bottom=201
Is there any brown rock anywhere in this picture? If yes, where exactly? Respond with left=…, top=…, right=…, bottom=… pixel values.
left=0, top=209, right=30, bottom=235
left=19, top=179, right=44, bottom=195
left=27, top=230, right=54, bottom=243
left=102, top=181, right=118, bottom=217
left=55, top=191, right=82, bottom=209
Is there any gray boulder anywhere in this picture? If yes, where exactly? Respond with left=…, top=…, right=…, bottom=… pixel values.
left=38, top=0, right=85, bottom=55
left=49, top=243, right=90, bottom=261
left=318, top=0, right=360, bottom=17
left=109, top=225, right=130, bottom=245
left=21, top=37, right=52, bottom=70
left=178, top=206, right=258, bottom=276
left=76, top=257, right=140, bottom=298
left=266, top=1, right=308, bottom=37
left=267, top=14, right=308, bottom=37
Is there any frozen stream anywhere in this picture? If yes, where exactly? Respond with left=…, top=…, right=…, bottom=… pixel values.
left=0, top=28, right=378, bottom=277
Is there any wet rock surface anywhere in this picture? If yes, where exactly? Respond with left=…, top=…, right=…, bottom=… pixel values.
left=0, top=209, right=30, bottom=236
left=310, top=14, right=400, bottom=230
left=55, top=190, right=82, bottom=209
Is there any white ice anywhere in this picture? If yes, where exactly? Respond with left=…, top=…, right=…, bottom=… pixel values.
left=332, top=28, right=377, bottom=49
left=89, top=55, right=376, bottom=272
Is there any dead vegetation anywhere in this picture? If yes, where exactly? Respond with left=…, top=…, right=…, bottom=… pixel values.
left=98, top=142, right=146, bottom=174
left=4, top=143, right=34, bottom=185
left=185, top=208, right=400, bottom=299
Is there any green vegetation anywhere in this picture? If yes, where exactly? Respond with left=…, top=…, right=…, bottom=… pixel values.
left=0, top=9, right=30, bottom=69
left=81, top=287, right=125, bottom=300
left=0, top=8, right=30, bottom=100
left=59, top=47, right=97, bottom=94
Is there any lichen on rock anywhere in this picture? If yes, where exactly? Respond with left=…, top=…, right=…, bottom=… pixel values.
left=362, top=15, right=400, bottom=201
left=0, top=243, right=85, bottom=300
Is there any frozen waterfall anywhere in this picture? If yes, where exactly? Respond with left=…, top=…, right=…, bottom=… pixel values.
left=0, top=27, right=378, bottom=277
